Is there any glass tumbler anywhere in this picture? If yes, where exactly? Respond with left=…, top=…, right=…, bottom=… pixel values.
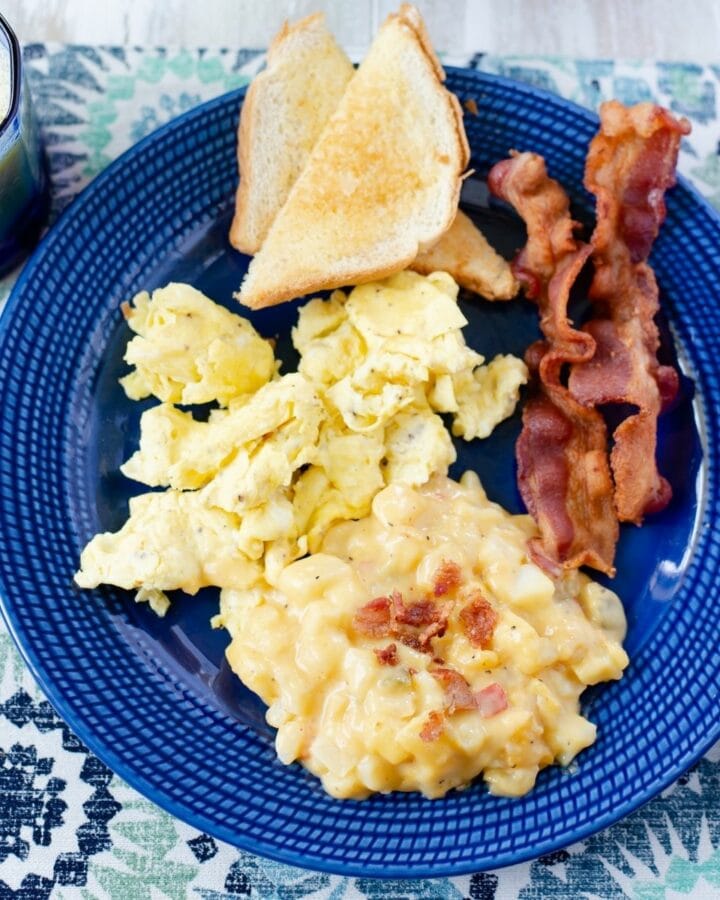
left=0, top=13, right=49, bottom=278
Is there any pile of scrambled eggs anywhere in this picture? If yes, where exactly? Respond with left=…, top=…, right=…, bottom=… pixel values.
left=76, top=272, right=527, bottom=605
left=220, top=474, right=628, bottom=799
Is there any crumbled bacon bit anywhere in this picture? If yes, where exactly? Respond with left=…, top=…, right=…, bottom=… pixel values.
left=353, top=596, right=391, bottom=637
left=398, top=634, right=422, bottom=652
left=475, top=682, right=508, bottom=718
left=432, top=560, right=463, bottom=597
left=419, top=710, right=445, bottom=742
left=374, top=643, right=398, bottom=666
left=354, top=590, right=450, bottom=654
left=417, top=602, right=452, bottom=649
left=459, top=595, right=498, bottom=649
left=431, top=667, right=476, bottom=713
left=394, top=597, right=438, bottom=627
left=432, top=666, right=508, bottom=718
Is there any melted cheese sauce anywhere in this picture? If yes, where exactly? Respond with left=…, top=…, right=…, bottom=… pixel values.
left=221, top=473, right=628, bottom=799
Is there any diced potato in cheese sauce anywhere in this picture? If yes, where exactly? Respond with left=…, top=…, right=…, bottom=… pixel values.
left=220, top=475, right=628, bottom=799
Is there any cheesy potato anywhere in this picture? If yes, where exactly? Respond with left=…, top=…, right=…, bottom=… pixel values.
left=219, top=473, right=628, bottom=799
left=77, top=272, right=528, bottom=605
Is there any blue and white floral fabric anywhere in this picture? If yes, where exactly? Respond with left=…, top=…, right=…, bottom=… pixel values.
left=0, top=45, right=718, bottom=899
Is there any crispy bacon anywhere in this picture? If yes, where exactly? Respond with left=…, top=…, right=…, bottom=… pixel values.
left=431, top=667, right=508, bottom=718
left=374, top=643, right=398, bottom=666
left=459, top=595, right=497, bottom=649
left=489, top=152, right=618, bottom=575
left=390, top=591, right=451, bottom=650
left=419, top=710, right=445, bottom=742
left=393, top=596, right=438, bottom=627
left=397, top=633, right=423, bottom=653
left=353, top=596, right=391, bottom=637
left=432, top=560, right=463, bottom=597
left=431, top=667, right=476, bottom=712
left=569, top=101, right=690, bottom=523
left=417, top=606, right=452, bottom=649
left=354, top=590, right=450, bottom=653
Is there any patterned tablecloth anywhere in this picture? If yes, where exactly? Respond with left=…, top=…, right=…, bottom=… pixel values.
left=0, top=45, right=719, bottom=900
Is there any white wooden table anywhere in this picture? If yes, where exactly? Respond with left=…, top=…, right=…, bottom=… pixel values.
left=4, top=0, right=720, bottom=61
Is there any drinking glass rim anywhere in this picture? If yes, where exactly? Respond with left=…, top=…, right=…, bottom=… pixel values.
left=0, top=13, right=21, bottom=136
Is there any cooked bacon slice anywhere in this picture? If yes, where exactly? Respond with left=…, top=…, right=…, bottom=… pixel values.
left=419, top=710, right=444, bottom=742
left=569, top=101, right=690, bottom=523
left=374, top=643, right=398, bottom=666
left=431, top=667, right=508, bottom=718
left=459, top=595, right=497, bottom=649
left=489, top=152, right=618, bottom=575
left=432, top=560, right=463, bottom=597
left=354, top=590, right=450, bottom=653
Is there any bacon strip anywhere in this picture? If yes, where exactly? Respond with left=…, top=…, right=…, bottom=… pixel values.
left=569, top=101, right=689, bottom=523
left=488, top=152, right=618, bottom=575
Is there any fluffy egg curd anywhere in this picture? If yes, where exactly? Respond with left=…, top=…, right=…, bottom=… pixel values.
left=219, top=474, right=628, bottom=799
left=120, top=283, right=276, bottom=406
left=75, top=270, right=629, bottom=798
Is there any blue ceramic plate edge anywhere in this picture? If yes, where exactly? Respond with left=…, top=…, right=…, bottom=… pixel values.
left=0, top=70, right=718, bottom=878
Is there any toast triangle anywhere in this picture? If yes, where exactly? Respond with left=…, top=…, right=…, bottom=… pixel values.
left=412, top=210, right=519, bottom=300
left=237, top=4, right=469, bottom=310
left=229, top=13, right=354, bottom=255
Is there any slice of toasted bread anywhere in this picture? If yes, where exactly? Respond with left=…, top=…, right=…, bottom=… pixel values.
left=237, top=4, right=469, bottom=310
left=411, top=210, right=519, bottom=300
left=229, top=13, right=354, bottom=255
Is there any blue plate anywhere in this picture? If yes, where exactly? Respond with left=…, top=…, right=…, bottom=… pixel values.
left=0, top=70, right=718, bottom=878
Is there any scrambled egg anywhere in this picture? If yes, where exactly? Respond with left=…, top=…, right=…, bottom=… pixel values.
left=121, top=375, right=324, bottom=498
left=74, top=490, right=263, bottom=596
left=220, top=474, right=629, bottom=799
left=294, top=271, right=527, bottom=439
left=78, top=271, right=528, bottom=605
left=120, top=283, right=276, bottom=406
